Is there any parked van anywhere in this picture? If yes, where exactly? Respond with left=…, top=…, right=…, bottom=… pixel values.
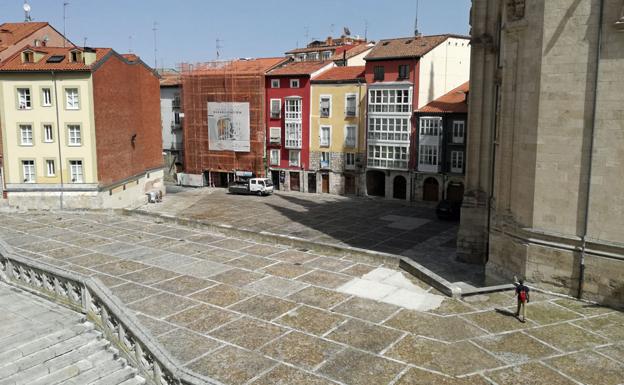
left=228, top=178, right=274, bottom=196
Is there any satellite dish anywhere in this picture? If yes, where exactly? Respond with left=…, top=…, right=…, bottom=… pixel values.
left=23, top=3, right=31, bottom=12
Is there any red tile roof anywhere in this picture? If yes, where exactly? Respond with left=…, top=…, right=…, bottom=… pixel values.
left=0, top=22, right=49, bottom=52
left=313, top=66, right=365, bottom=82
left=418, top=82, right=469, bottom=113
left=158, top=69, right=181, bottom=86
left=365, top=34, right=469, bottom=61
left=330, top=43, right=372, bottom=61
left=181, top=57, right=288, bottom=76
left=268, top=60, right=332, bottom=76
left=0, top=46, right=113, bottom=72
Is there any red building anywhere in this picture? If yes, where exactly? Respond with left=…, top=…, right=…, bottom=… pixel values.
left=265, top=61, right=333, bottom=191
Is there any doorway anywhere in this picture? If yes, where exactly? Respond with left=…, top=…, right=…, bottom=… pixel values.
left=321, top=174, right=329, bottom=193
left=393, top=176, right=407, bottom=200
left=271, top=170, right=280, bottom=190
left=366, top=170, right=385, bottom=197
left=308, top=173, right=316, bottom=193
left=290, top=172, right=300, bottom=191
left=423, top=177, right=439, bottom=201
left=345, top=174, right=356, bottom=195
left=447, top=182, right=464, bottom=203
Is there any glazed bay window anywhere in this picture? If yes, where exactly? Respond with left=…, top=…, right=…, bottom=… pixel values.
left=367, top=145, right=408, bottom=170
left=452, top=120, right=465, bottom=143
left=367, top=117, right=410, bottom=142
left=345, top=125, right=357, bottom=148
left=65, top=88, right=79, bottom=109
left=270, top=99, right=281, bottom=119
left=20, top=124, right=33, bottom=145
left=419, top=144, right=439, bottom=169
left=43, top=124, right=54, bottom=142
left=42, top=88, right=52, bottom=106
left=270, top=149, right=280, bottom=165
left=368, top=89, right=411, bottom=113
left=68, top=125, right=81, bottom=146
left=345, top=153, right=356, bottom=169
left=420, top=117, right=442, bottom=136
left=285, top=123, right=302, bottom=149
left=17, top=88, right=31, bottom=109
left=22, top=160, right=35, bottom=183
left=285, top=97, right=302, bottom=149
left=451, top=151, right=464, bottom=173
left=320, top=126, right=331, bottom=147
left=345, top=94, right=357, bottom=117
left=285, top=98, right=302, bottom=120
left=289, top=150, right=300, bottom=167
left=269, top=127, right=281, bottom=144
left=69, top=160, right=84, bottom=183
left=320, top=96, right=331, bottom=117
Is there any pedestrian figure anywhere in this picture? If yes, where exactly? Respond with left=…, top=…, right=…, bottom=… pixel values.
left=515, top=278, right=530, bottom=323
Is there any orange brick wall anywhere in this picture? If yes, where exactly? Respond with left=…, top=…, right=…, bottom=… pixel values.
left=92, top=54, right=163, bottom=186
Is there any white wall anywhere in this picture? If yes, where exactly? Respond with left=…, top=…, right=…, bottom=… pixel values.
left=160, top=87, right=183, bottom=151
left=417, top=37, right=471, bottom=108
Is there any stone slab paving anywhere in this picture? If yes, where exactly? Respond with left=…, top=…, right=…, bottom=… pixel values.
left=0, top=210, right=623, bottom=385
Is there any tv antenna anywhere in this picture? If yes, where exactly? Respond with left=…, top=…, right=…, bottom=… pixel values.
left=216, top=38, right=223, bottom=60
left=152, top=22, right=159, bottom=69
left=128, top=35, right=133, bottom=53
left=62, top=2, right=69, bottom=46
left=23, top=1, right=32, bottom=22
left=414, top=0, right=420, bottom=36
left=304, top=26, right=309, bottom=44
left=83, top=37, right=87, bottom=48
left=364, top=20, right=369, bottom=41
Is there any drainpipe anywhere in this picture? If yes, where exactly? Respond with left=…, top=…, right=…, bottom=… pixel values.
left=52, top=71, right=65, bottom=210
left=578, top=0, right=604, bottom=299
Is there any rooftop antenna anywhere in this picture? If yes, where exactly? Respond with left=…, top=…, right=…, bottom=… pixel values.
left=330, top=24, right=335, bottom=36
left=23, top=1, right=32, bottom=22
left=414, top=0, right=420, bottom=36
left=216, top=38, right=223, bottom=60
left=304, top=26, right=309, bottom=44
left=364, top=20, right=369, bottom=41
left=152, top=22, right=159, bottom=69
left=128, top=35, right=133, bottom=53
left=62, top=2, right=69, bottom=46
left=83, top=37, right=87, bottom=48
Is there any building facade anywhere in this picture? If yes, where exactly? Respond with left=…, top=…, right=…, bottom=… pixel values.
left=458, top=0, right=624, bottom=306
left=158, top=69, right=183, bottom=182
left=310, top=66, right=367, bottom=195
left=363, top=35, right=471, bottom=201
left=0, top=46, right=163, bottom=209
left=266, top=61, right=334, bottom=192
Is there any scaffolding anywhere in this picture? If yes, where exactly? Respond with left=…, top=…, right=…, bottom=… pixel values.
left=180, top=59, right=275, bottom=186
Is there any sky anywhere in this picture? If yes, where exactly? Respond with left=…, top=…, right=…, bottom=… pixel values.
left=0, top=0, right=471, bottom=69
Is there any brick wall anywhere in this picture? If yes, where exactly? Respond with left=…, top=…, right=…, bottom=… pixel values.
left=92, top=54, right=163, bottom=186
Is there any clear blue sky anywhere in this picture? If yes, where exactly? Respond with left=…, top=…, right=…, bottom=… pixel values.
left=1, top=0, right=470, bottom=69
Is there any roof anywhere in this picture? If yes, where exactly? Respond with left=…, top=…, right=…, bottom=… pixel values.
left=312, top=66, right=365, bottom=82
left=268, top=60, right=331, bottom=76
left=181, top=57, right=288, bottom=77
left=330, top=43, right=372, bottom=61
left=158, top=68, right=181, bottom=86
left=0, top=22, right=49, bottom=52
left=0, top=46, right=112, bottom=72
left=418, top=82, right=469, bottom=114
left=365, top=34, right=469, bottom=61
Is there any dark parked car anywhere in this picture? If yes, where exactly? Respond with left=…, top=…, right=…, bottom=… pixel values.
left=436, top=199, right=462, bottom=221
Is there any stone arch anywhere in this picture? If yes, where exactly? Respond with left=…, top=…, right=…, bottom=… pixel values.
left=393, top=175, right=407, bottom=200
left=423, top=177, right=439, bottom=202
left=366, top=170, right=385, bottom=197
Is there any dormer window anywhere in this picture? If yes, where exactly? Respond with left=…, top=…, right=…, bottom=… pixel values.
left=69, top=50, right=82, bottom=63
left=22, top=51, right=34, bottom=63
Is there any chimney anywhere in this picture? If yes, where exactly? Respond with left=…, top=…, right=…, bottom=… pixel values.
left=326, top=36, right=333, bottom=46
left=83, top=48, right=97, bottom=65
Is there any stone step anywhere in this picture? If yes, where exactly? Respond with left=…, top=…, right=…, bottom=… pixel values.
left=0, top=319, right=80, bottom=351
left=61, top=350, right=123, bottom=385
left=0, top=322, right=93, bottom=363
left=28, top=359, right=94, bottom=385
left=118, top=375, right=147, bottom=385
left=88, top=366, right=139, bottom=385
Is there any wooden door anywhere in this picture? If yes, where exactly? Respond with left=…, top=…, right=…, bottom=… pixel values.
left=290, top=172, right=300, bottom=191
left=423, top=177, right=439, bottom=201
left=321, top=174, right=329, bottom=193
left=345, top=175, right=356, bottom=195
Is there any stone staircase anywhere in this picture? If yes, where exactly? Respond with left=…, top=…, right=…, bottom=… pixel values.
left=0, top=284, right=146, bottom=385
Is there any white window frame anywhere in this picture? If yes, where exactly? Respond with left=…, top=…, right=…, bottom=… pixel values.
left=419, top=144, right=439, bottom=166
left=451, top=151, right=464, bottom=173
left=270, top=149, right=280, bottom=165
left=452, top=120, right=465, bottom=144
left=271, top=79, right=280, bottom=88
left=345, top=93, right=357, bottom=117
left=20, top=124, right=33, bottom=146
left=419, top=117, right=443, bottom=136
left=65, top=88, right=80, bottom=110
left=269, top=127, right=281, bottom=144
left=367, top=117, right=410, bottom=142
left=366, top=144, right=409, bottom=170
left=17, top=88, right=32, bottom=110
left=319, top=95, right=331, bottom=118
left=43, top=124, right=54, bottom=143
left=289, top=150, right=300, bottom=167
left=320, top=125, right=331, bottom=147
left=42, top=88, right=52, bottom=107
left=270, top=98, right=282, bottom=119
left=368, top=88, right=411, bottom=113
left=344, top=125, right=357, bottom=148
left=22, top=160, right=35, bottom=183
left=69, top=160, right=84, bottom=183
left=285, top=97, right=302, bottom=120
left=320, top=152, right=330, bottom=168
left=322, top=50, right=333, bottom=60
left=46, top=159, right=56, bottom=177
left=345, top=153, right=356, bottom=169
left=67, top=124, right=82, bottom=146
left=290, top=79, right=300, bottom=88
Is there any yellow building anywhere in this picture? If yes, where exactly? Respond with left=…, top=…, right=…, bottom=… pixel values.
left=310, top=66, right=366, bottom=195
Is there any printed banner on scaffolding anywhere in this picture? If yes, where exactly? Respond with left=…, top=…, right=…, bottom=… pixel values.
left=207, top=102, right=250, bottom=152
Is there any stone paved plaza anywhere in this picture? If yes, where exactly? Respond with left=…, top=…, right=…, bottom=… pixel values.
left=139, top=187, right=491, bottom=288
left=0, top=210, right=622, bottom=385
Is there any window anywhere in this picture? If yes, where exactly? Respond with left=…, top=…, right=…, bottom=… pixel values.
left=320, top=126, right=331, bottom=147
left=22, top=160, right=35, bottom=183
left=270, top=127, right=281, bottom=144
left=43, top=124, right=54, bottom=143
left=320, top=152, right=330, bottom=168
left=290, top=79, right=300, bottom=88
left=368, top=89, right=411, bottom=113
left=451, top=151, right=464, bottom=173
left=373, top=66, right=385, bottom=81
left=419, top=117, right=443, bottom=136
left=270, top=149, right=280, bottom=165
left=398, top=65, right=410, bottom=80
left=309, top=52, right=319, bottom=61
left=174, top=112, right=181, bottom=126
left=20, top=124, right=33, bottom=145
left=345, top=125, right=357, bottom=148
left=285, top=123, right=302, bottom=148
left=289, top=150, right=300, bottom=166
left=70, top=50, right=81, bottom=63
left=271, top=79, right=280, bottom=88
left=65, top=88, right=79, bottom=109
left=322, top=50, right=333, bottom=60
left=320, top=96, right=331, bottom=117
left=452, top=120, right=465, bottom=143
left=69, top=160, right=84, bottom=183
left=367, top=117, right=410, bottom=142
left=366, top=144, right=409, bottom=170
left=345, top=153, right=356, bottom=169
left=42, top=88, right=52, bottom=106
left=68, top=124, right=81, bottom=146
left=345, top=94, right=357, bottom=117
left=46, top=160, right=56, bottom=177
left=285, top=98, right=302, bottom=120
left=270, top=99, right=282, bottom=119
left=419, top=145, right=439, bottom=166
left=22, top=51, right=34, bottom=63
left=285, top=98, right=302, bottom=148
left=17, top=88, right=31, bottom=109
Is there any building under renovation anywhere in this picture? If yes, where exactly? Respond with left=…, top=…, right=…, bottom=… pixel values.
left=180, top=58, right=286, bottom=187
